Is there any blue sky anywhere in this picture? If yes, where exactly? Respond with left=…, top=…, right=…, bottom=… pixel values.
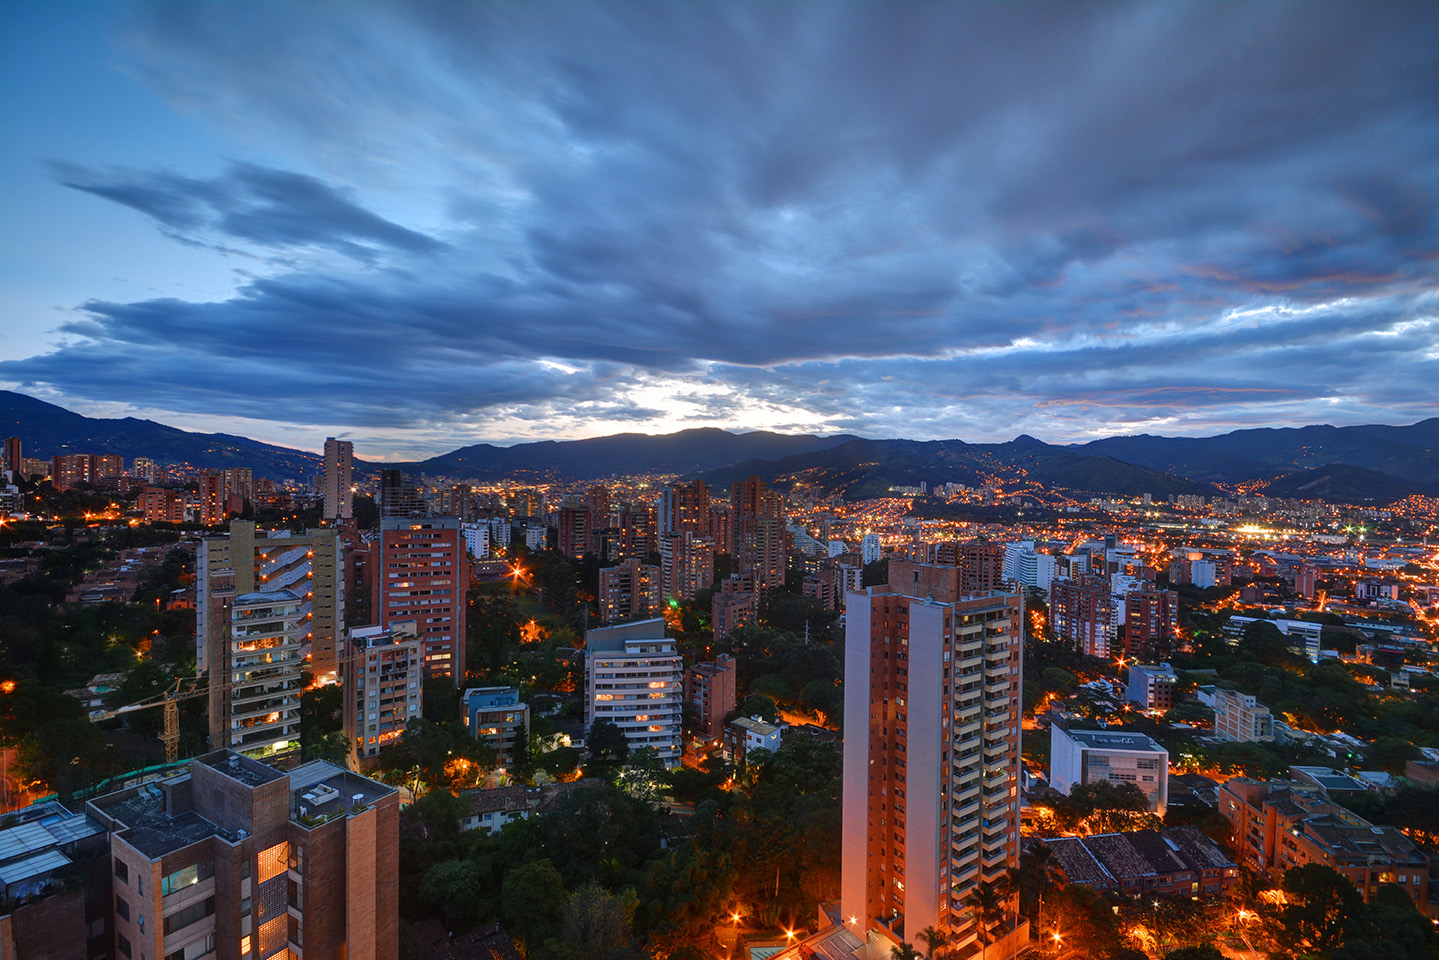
left=2, top=2, right=1437, bottom=461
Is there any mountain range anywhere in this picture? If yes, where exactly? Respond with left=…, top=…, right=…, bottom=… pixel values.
left=3, top=390, right=1436, bottom=503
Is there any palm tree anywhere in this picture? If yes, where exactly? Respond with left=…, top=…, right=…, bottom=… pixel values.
left=889, top=943, right=922, bottom=960
left=1010, top=843, right=1066, bottom=937
left=917, top=925, right=948, bottom=959
left=962, top=879, right=1009, bottom=960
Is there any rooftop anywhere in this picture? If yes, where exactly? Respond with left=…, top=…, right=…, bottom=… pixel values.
left=290, top=761, right=395, bottom=823
left=1063, top=727, right=1165, bottom=752
left=92, top=781, right=224, bottom=860
left=196, top=750, right=287, bottom=787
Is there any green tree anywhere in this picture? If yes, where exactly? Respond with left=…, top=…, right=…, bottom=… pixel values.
left=419, top=859, right=489, bottom=930
left=889, top=945, right=922, bottom=960
left=555, top=880, right=637, bottom=960
left=586, top=718, right=630, bottom=766
left=1009, top=843, right=1066, bottom=935
left=917, top=925, right=949, bottom=959
left=1271, top=863, right=1366, bottom=956
left=502, top=858, right=569, bottom=948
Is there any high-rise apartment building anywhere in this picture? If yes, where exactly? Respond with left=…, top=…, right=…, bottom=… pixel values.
left=91, top=454, right=125, bottom=481
left=1126, top=662, right=1178, bottom=711
left=1123, top=587, right=1179, bottom=657
left=860, top=533, right=882, bottom=566
left=711, top=576, right=756, bottom=641
left=214, top=589, right=306, bottom=754
left=51, top=453, right=92, bottom=491
left=731, top=477, right=786, bottom=591
left=659, top=531, right=714, bottom=603
left=841, top=561, right=1026, bottom=955
left=507, top=488, right=545, bottom=519
left=323, top=438, right=355, bottom=522
left=958, top=541, right=1007, bottom=594
left=131, top=456, right=160, bottom=482
left=585, top=619, right=683, bottom=767
left=1049, top=575, right=1119, bottom=658
left=660, top=479, right=709, bottom=535
left=2, top=437, right=19, bottom=474
left=557, top=502, right=589, bottom=559
left=92, top=749, right=398, bottom=960
left=199, top=470, right=226, bottom=525
left=197, top=520, right=345, bottom=695
left=378, top=517, right=468, bottom=681
left=345, top=620, right=422, bottom=761
left=706, top=503, right=733, bottom=554
left=140, top=486, right=186, bottom=524
left=598, top=558, right=661, bottom=622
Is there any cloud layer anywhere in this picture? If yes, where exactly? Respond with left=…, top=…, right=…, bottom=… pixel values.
left=5, top=2, right=1438, bottom=455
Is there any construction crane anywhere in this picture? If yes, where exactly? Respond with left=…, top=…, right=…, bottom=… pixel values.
left=90, top=678, right=210, bottom=764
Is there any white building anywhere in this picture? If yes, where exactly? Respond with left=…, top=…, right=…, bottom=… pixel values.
left=344, top=620, right=423, bottom=761
left=461, top=521, right=490, bottom=559
left=861, top=533, right=883, bottom=566
left=585, top=618, right=683, bottom=767
left=1049, top=726, right=1168, bottom=816
left=223, top=589, right=305, bottom=755
left=725, top=715, right=783, bottom=763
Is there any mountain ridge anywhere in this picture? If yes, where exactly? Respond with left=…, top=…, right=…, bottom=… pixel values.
left=2, top=390, right=1434, bottom=502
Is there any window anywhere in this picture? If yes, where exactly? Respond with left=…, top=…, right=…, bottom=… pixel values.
left=161, top=859, right=214, bottom=895
left=118, top=935, right=132, bottom=958
left=258, top=842, right=289, bottom=883
left=116, top=896, right=130, bottom=920
left=114, top=858, right=129, bottom=883
left=163, top=896, right=215, bottom=935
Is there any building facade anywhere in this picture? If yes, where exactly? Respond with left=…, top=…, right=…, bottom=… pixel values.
left=840, top=561, right=1026, bottom=955
left=1213, top=688, right=1274, bottom=742
left=322, top=438, right=354, bottom=522
left=344, top=621, right=422, bottom=761
left=598, top=558, right=661, bottom=623
left=585, top=619, right=683, bottom=767
left=659, top=531, right=714, bottom=603
left=1049, top=726, right=1168, bottom=815
left=684, top=654, right=737, bottom=740
left=463, top=687, right=530, bottom=766
left=1049, top=576, right=1119, bottom=659
left=92, top=750, right=398, bottom=960
left=1125, top=662, right=1177, bottom=711
left=377, top=517, right=468, bottom=682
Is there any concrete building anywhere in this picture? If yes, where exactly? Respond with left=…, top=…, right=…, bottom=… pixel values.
left=1219, top=778, right=1429, bottom=907
left=1213, top=688, right=1274, bottom=742
left=140, top=486, right=186, bottom=524
left=557, top=503, right=589, bottom=559
left=1126, top=662, right=1177, bottom=711
left=197, top=520, right=344, bottom=687
left=724, top=715, right=783, bottom=764
left=711, top=588, right=755, bottom=642
left=659, top=531, right=714, bottom=603
left=50, top=453, right=92, bottom=491
left=0, top=799, right=110, bottom=960
left=322, top=438, right=354, bottom=522
left=91, top=749, right=398, bottom=960
left=211, top=590, right=306, bottom=756
left=378, top=517, right=468, bottom=682
left=2, top=436, right=19, bottom=474
left=1122, top=587, right=1178, bottom=658
left=860, top=534, right=882, bottom=567
left=659, top=479, right=709, bottom=535
left=463, top=687, right=530, bottom=766
left=598, top=557, right=661, bottom=622
left=1224, top=616, right=1324, bottom=663
left=345, top=621, right=422, bottom=762
left=199, top=470, right=225, bottom=525
left=1050, top=726, right=1168, bottom=815
left=684, top=654, right=737, bottom=740
left=840, top=561, right=1026, bottom=956
left=1049, top=575, right=1119, bottom=658
left=732, top=477, right=786, bottom=591
left=585, top=619, right=683, bottom=767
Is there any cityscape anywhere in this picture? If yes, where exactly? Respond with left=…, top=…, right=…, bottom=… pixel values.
left=2, top=4, right=1439, bottom=960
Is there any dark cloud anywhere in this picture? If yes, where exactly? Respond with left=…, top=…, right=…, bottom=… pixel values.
left=51, top=161, right=444, bottom=263
left=8, top=2, right=1439, bottom=448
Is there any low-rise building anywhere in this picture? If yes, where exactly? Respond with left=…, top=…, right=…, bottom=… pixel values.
left=585, top=618, right=682, bottom=767
left=463, top=687, right=530, bottom=766
left=1044, top=826, right=1237, bottom=898
left=684, top=653, right=736, bottom=741
left=724, top=715, right=783, bottom=765
left=1050, top=725, right=1168, bottom=815
left=1125, top=662, right=1177, bottom=711
left=1212, top=688, right=1274, bottom=742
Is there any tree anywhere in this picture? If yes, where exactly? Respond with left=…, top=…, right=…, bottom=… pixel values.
left=889, top=945, right=922, bottom=960
left=419, top=859, right=489, bottom=930
left=1050, top=884, right=1121, bottom=958
left=917, top=925, right=949, bottom=959
left=502, top=858, right=569, bottom=948
left=1010, top=843, right=1066, bottom=935
left=962, top=879, right=1009, bottom=960
left=556, top=880, right=637, bottom=960
left=1054, top=780, right=1158, bottom=834
left=1271, top=863, right=1365, bottom=956
left=586, top=718, right=630, bottom=766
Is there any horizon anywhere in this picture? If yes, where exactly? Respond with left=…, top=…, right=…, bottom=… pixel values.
left=2, top=4, right=1437, bottom=459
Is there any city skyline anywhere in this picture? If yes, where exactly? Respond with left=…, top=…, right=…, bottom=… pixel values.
left=2, top=3, right=1437, bottom=461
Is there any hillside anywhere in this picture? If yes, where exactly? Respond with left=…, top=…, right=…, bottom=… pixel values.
left=0, top=391, right=326, bottom=480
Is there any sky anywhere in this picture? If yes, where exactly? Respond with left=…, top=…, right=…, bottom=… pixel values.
left=1, top=2, right=1437, bottom=461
